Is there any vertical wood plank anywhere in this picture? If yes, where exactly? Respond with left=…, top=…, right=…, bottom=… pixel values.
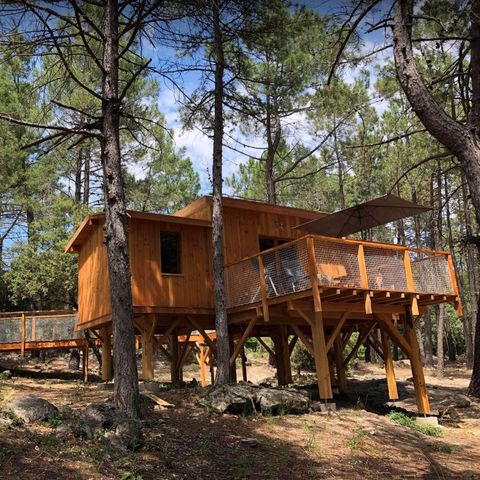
left=357, top=245, right=372, bottom=314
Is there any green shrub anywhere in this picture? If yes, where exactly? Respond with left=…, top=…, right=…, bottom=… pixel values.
left=292, top=342, right=315, bottom=372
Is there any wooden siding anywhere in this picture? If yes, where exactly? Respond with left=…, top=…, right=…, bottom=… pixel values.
left=77, top=217, right=213, bottom=327
left=77, top=221, right=111, bottom=326
left=129, top=218, right=213, bottom=309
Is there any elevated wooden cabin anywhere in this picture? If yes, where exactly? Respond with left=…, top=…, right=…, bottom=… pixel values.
left=66, top=196, right=461, bottom=414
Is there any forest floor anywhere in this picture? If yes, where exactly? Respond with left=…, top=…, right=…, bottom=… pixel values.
left=0, top=352, right=479, bottom=479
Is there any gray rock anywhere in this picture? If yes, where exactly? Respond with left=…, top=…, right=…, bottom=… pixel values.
left=77, top=403, right=116, bottom=439
left=2, top=370, right=12, bottom=379
left=111, top=417, right=143, bottom=450
left=139, top=382, right=160, bottom=394
left=241, top=437, right=258, bottom=447
left=439, top=394, right=471, bottom=409
left=6, top=395, right=58, bottom=424
left=199, top=384, right=258, bottom=414
left=257, top=387, right=309, bottom=415
left=199, top=384, right=310, bottom=415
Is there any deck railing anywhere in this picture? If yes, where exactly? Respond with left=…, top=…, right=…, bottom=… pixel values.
left=224, top=235, right=457, bottom=309
left=0, top=310, right=80, bottom=354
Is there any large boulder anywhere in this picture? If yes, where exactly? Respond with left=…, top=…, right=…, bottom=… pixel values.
left=6, top=395, right=58, bottom=423
left=199, top=384, right=258, bottom=414
left=199, top=384, right=310, bottom=415
left=77, top=403, right=116, bottom=439
left=257, top=388, right=309, bottom=415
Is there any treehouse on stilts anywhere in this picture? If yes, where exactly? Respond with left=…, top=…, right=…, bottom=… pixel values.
left=66, top=195, right=462, bottom=415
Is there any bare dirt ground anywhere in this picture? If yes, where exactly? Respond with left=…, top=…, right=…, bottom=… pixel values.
left=0, top=351, right=479, bottom=480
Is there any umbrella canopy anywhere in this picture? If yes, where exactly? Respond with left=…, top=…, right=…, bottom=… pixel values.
left=294, top=194, right=431, bottom=237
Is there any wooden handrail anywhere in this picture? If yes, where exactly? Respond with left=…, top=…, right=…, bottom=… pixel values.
left=257, top=256, right=270, bottom=322
left=224, top=233, right=453, bottom=269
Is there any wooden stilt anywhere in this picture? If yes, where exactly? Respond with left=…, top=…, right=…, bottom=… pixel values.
left=310, top=311, right=333, bottom=399
left=241, top=347, right=248, bottom=382
left=405, top=311, right=430, bottom=414
left=170, top=333, right=181, bottom=384
left=141, top=318, right=155, bottom=380
left=333, top=335, right=347, bottom=393
left=101, top=328, right=113, bottom=381
left=199, top=346, right=207, bottom=387
left=380, top=329, right=398, bottom=400
left=272, top=325, right=292, bottom=386
left=208, top=348, right=215, bottom=384
left=82, top=343, right=89, bottom=382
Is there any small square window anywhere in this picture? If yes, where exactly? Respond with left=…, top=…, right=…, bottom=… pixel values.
left=160, top=232, right=181, bottom=274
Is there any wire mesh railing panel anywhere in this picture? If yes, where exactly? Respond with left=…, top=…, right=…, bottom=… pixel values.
left=314, top=238, right=362, bottom=289
left=32, top=315, right=80, bottom=342
left=261, top=239, right=311, bottom=299
left=363, top=247, right=408, bottom=291
left=410, top=253, right=454, bottom=294
left=0, top=314, right=79, bottom=344
left=225, top=258, right=261, bottom=308
left=0, top=319, right=21, bottom=343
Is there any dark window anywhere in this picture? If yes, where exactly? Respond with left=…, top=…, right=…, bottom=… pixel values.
left=259, top=238, right=288, bottom=252
left=160, top=232, right=181, bottom=274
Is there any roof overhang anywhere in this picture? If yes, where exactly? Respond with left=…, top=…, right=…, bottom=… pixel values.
left=65, top=210, right=212, bottom=253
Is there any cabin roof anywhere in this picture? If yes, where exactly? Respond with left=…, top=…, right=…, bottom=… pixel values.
left=64, top=210, right=211, bottom=253
left=174, top=195, right=328, bottom=219
left=65, top=196, right=328, bottom=253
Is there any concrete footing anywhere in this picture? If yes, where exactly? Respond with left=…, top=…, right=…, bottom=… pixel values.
left=415, top=415, right=439, bottom=426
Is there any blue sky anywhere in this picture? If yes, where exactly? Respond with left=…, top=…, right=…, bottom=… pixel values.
left=136, top=0, right=393, bottom=195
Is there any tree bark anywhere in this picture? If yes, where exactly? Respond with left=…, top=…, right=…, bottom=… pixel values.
left=423, top=308, right=434, bottom=367
left=392, top=0, right=480, bottom=396
left=211, top=0, right=230, bottom=385
left=101, top=0, right=139, bottom=416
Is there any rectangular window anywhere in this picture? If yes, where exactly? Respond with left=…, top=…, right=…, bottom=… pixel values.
left=160, top=232, right=181, bottom=274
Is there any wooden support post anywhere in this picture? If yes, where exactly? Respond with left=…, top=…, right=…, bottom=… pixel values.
left=142, top=321, right=155, bottom=381
left=101, top=328, right=113, bottom=381
left=446, top=253, right=463, bottom=316
left=82, top=343, right=89, bottom=382
left=20, top=313, right=26, bottom=357
left=272, top=325, right=292, bottom=386
left=310, top=311, right=333, bottom=399
left=241, top=348, right=248, bottom=382
left=405, top=311, right=430, bottom=414
left=208, top=348, right=215, bottom=384
left=380, top=329, right=398, bottom=400
left=334, top=335, right=347, bottom=393
left=325, top=312, right=348, bottom=351
left=199, top=346, right=207, bottom=387
left=170, top=333, right=181, bottom=384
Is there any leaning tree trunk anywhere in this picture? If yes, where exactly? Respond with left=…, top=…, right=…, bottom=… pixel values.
left=101, top=0, right=139, bottom=416
left=392, top=0, right=480, bottom=397
left=211, top=1, right=230, bottom=385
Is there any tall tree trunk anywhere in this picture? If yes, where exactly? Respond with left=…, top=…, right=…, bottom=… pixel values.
left=392, top=0, right=480, bottom=395
left=83, top=145, right=90, bottom=206
left=423, top=308, right=434, bottom=367
left=436, top=304, right=445, bottom=378
left=75, top=147, right=83, bottom=203
left=461, top=173, right=476, bottom=367
left=265, top=98, right=280, bottom=205
left=101, top=0, right=139, bottom=416
left=211, top=0, right=230, bottom=385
